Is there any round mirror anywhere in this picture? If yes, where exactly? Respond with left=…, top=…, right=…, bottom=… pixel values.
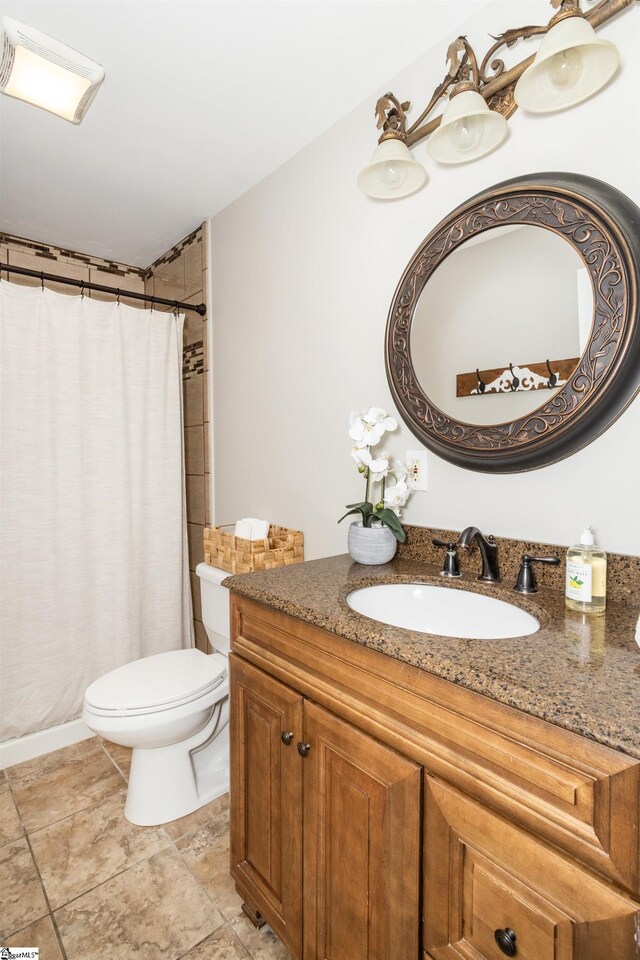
left=410, top=225, right=592, bottom=426
left=386, top=173, right=640, bottom=472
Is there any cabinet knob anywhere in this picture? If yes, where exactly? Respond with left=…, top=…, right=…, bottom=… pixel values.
left=494, top=928, right=517, bottom=957
left=297, top=742, right=311, bottom=758
left=280, top=731, right=294, bottom=746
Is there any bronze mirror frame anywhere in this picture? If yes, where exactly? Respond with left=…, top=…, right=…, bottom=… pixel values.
left=385, top=172, right=640, bottom=473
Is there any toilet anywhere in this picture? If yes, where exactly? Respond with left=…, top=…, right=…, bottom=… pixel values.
left=82, top=564, right=231, bottom=826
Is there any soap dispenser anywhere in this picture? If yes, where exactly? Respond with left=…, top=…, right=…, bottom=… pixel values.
left=565, top=526, right=607, bottom=615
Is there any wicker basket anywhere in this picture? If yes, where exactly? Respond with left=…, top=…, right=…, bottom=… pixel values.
left=203, top=524, right=304, bottom=575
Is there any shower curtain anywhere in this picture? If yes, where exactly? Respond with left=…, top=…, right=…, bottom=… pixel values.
left=0, top=281, right=193, bottom=740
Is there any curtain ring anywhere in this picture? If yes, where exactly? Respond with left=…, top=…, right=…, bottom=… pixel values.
left=80, top=280, right=85, bottom=299
left=150, top=296, right=156, bottom=312
left=509, top=362, right=520, bottom=391
left=40, top=271, right=45, bottom=291
left=476, top=369, right=486, bottom=394
left=116, top=288, right=121, bottom=306
left=173, top=300, right=179, bottom=316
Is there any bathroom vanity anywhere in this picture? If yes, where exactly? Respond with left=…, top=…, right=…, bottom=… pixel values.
left=225, top=552, right=640, bottom=960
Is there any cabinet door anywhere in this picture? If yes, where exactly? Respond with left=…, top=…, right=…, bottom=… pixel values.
left=303, top=700, right=422, bottom=960
left=230, top=654, right=304, bottom=957
left=424, top=776, right=640, bottom=960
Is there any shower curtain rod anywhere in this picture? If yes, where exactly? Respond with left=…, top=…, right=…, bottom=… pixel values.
left=0, top=263, right=207, bottom=315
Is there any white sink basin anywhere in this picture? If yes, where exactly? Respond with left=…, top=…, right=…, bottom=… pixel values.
left=346, top=583, right=539, bottom=640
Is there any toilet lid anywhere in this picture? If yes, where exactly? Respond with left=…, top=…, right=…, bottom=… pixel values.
left=85, top=649, right=226, bottom=713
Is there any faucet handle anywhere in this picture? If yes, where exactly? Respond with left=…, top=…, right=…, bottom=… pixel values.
left=514, top=554, right=560, bottom=594
left=432, top=538, right=461, bottom=578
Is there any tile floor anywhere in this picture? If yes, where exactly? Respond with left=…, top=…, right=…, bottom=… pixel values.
left=1, top=737, right=291, bottom=960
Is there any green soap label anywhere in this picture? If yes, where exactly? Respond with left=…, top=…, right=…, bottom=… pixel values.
left=566, top=561, right=592, bottom=602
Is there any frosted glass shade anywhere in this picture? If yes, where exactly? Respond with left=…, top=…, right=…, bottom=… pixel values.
left=0, top=16, right=105, bottom=123
left=357, top=138, right=427, bottom=199
left=514, top=15, right=619, bottom=113
left=427, top=90, right=508, bottom=165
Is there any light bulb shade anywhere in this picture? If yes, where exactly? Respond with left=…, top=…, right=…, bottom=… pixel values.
left=514, top=15, right=619, bottom=113
left=0, top=16, right=105, bottom=123
left=427, top=90, right=508, bottom=165
left=357, top=138, right=427, bottom=199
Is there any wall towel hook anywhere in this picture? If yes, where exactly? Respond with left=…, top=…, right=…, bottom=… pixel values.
left=476, top=368, right=486, bottom=394
left=509, top=363, right=520, bottom=391
left=546, top=359, right=558, bottom=388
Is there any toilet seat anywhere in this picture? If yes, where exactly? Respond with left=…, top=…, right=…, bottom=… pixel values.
left=85, top=649, right=227, bottom=718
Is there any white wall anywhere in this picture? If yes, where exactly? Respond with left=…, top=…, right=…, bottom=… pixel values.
left=210, top=1, right=640, bottom=558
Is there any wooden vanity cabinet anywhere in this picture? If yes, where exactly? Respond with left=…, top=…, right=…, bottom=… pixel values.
left=230, top=654, right=421, bottom=960
left=424, top=777, right=639, bottom=960
left=229, top=596, right=640, bottom=960
left=230, top=655, right=304, bottom=955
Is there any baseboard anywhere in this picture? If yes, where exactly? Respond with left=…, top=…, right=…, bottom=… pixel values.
left=0, top=717, right=95, bottom=769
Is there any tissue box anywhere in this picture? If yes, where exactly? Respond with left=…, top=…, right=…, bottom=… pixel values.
left=203, top=524, right=304, bottom=575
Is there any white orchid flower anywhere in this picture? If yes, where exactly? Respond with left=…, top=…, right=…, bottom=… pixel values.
left=367, top=453, right=390, bottom=483
left=364, top=406, right=398, bottom=433
left=351, top=445, right=369, bottom=471
left=383, top=479, right=410, bottom=516
left=348, top=406, right=398, bottom=449
left=348, top=417, right=383, bottom=448
left=389, top=457, right=408, bottom=481
left=352, top=448, right=389, bottom=481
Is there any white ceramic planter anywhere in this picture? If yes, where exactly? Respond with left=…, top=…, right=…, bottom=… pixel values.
left=348, top=521, right=398, bottom=565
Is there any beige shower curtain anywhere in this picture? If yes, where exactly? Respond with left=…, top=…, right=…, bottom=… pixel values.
left=0, top=281, right=193, bottom=740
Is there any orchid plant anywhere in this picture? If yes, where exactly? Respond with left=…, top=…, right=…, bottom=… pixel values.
left=338, top=406, right=411, bottom=543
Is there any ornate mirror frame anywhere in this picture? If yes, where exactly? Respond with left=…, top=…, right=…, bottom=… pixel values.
left=386, top=173, right=640, bottom=473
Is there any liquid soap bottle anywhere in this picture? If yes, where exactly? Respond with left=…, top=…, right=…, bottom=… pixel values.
left=565, top=526, right=607, bottom=615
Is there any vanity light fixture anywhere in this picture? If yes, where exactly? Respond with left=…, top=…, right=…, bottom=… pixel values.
left=426, top=41, right=508, bottom=166
left=0, top=16, right=105, bottom=123
left=357, top=99, right=428, bottom=198
left=514, top=3, right=620, bottom=113
left=426, top=87, right=508, bottom=165
left=358, top=0, right=633, bottom=200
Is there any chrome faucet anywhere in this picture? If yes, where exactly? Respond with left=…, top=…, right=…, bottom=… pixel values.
left=457, top=526, right=501, bottom=582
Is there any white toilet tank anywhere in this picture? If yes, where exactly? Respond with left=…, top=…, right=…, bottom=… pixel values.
left=196, top=563, right=231, bottom=655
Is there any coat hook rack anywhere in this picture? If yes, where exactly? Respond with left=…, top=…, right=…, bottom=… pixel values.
left=457, top=356, right=580, bottom=398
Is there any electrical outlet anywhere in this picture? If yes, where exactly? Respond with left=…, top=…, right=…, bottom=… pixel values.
left=406, top=450, right=428, bottom=491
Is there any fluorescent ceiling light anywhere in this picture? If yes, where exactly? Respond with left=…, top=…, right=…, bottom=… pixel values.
left=0, top=16, right=105, bottom=123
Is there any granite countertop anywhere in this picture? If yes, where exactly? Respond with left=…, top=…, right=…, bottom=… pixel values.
left=224, top=554, right=640, bottom=759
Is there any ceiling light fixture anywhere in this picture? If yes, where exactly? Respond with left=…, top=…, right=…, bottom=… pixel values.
left=358, top=0, right=632, bottom=200
left=0, top=16, right=105, bottom=124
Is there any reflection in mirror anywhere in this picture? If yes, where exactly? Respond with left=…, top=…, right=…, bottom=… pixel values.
left=410, top=225, right=593, bottom=426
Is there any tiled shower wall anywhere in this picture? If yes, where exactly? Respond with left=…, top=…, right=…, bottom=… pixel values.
left=145, top=226, right=210, bottom=653
left=0, top=233, right=146, bottom=302
left=0, top=227, right=210, bottom=651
